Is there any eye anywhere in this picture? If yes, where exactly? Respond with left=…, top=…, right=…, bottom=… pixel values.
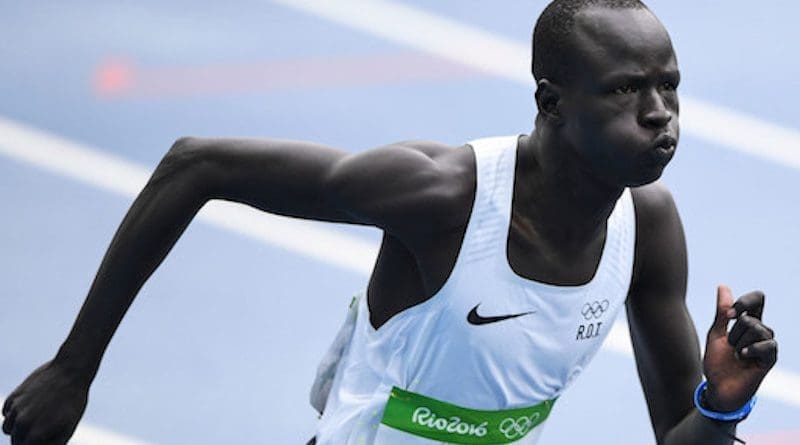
left=660, top=81, right=678, bottom=91
left=614, top=85, right=638, bottom=94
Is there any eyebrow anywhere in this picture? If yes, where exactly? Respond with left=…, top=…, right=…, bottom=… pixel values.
left=599, top=70, right=680, bottom=87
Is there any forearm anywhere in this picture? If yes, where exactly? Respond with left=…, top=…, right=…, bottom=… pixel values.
left=54, top=145, right=208, bottom=382
left=663, top=409, right=737, bottom=445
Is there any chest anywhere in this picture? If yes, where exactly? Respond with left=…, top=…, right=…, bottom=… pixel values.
left=506, top=217, right=607, bottom=286
left=367, top=221, right=605, bottom=329
left=377, top=257, right=631, bottom=406
left=439, top=241, right=624, bottom=363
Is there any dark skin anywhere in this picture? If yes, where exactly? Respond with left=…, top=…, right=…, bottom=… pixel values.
left=2, top=6, right=778, bottom=445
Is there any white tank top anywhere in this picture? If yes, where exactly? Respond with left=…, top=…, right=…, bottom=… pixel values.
left=313, top=136, right=636, bottom=444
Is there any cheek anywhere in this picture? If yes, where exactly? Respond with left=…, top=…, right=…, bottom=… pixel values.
left=581, top=113, right=641, bottom=158
left=604, top=116, right=642, bottom=147
left=574, top=96, right=633, bottom=134
left=564, top=95, right=647, bottom=159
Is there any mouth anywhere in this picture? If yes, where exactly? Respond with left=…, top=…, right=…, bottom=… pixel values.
left=652, top=134, right=677, bottom=152
left=648, top=134, right=677, bottom=165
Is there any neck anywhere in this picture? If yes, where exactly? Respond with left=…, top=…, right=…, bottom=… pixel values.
left=517, top=124, right=625, bottom=248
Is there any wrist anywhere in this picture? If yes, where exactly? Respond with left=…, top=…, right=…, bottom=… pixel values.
left=54, top=343, right=100, bottom=386
left=694, top=381, right=756, bottom=423
left=701, top=382, right=736, bottom=413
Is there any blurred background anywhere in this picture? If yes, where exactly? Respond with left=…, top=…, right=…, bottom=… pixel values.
left=1, top=1, right=798, bottom=444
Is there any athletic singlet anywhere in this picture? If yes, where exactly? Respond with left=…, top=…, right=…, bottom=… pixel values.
left=311, top=136, right=636, bottom=444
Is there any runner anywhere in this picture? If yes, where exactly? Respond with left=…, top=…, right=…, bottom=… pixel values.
left=2, top=1, right=778, bottom=444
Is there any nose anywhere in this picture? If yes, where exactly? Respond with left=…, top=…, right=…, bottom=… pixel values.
left=639, top=89, right=672, bottom=129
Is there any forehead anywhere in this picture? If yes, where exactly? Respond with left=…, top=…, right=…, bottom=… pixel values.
left=568, top=7, right=677, bottom=82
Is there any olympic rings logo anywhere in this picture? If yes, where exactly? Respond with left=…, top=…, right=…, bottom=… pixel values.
left=581, top=300, right=610, bottom=320
left=498, top=412, right=541, bottom=440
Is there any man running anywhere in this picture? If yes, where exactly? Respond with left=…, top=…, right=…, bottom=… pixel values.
left=2, top=0, right=778, bottom=444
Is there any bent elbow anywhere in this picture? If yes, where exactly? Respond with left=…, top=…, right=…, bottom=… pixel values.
left=148, top=136, right=210, bottom=191
left=166, top=136, right=203, bottom=169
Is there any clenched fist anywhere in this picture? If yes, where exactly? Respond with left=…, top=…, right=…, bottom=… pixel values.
left=2, top=360, right=89, bottom=445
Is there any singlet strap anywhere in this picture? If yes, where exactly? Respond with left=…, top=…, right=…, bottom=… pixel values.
left=457, top=136, right=519, bottom=265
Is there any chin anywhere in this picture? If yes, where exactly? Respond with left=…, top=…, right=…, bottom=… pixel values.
left=626, top=166, right=667, bottom=187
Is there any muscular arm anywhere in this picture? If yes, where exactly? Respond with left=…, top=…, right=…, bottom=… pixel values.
left=627, top=183, right=731, bottom=445
left=629, top=183, right=778, bottom=445
left=60, top=136, right=467, bottom=377
left=2, top=136, right=469, bottom=443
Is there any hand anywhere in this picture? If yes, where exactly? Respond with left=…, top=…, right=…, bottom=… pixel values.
left=703, top=285, right=778, bottom=412
left=2, top=360, right=89, bottom=445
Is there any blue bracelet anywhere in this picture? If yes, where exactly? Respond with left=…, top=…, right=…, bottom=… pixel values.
left=694, top=381, right=757, bottom=422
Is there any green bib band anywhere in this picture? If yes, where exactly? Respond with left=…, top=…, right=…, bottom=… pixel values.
left=380, top=387, right=556, bottom=444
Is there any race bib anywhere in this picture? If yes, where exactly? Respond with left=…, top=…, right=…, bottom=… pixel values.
left=376, top=387, right=555, bottom=444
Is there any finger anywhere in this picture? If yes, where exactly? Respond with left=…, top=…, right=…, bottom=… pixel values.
left=710, top=285, right=735, bottom=337
left=2, top=393, right=16, bottom=416
left=741, top=339, right=778, bottom=369
left=728, top=314, right=770, bottom=346
left=2, top=408, right=16, bottom=435
left=730, top=316, right=774, bottom=352
left=733, top=290, right=765, bottom=320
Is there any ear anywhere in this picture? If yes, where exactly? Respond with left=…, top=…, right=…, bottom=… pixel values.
left=535, top=79, right=563, bottom=124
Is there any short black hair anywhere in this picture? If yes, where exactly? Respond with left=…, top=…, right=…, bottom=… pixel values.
left=532, top=0, right=647, bottom=83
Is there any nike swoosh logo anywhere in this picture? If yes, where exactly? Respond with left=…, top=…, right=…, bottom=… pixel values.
left=467, top=304, right=535, bottom=326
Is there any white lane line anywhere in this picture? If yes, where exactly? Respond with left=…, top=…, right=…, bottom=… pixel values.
left=70, top=424, right=154, bottom=445
left=0, top=118, right=378, bottom=276
left=680, top=97, right=800, bottom=171
left=271, top=0, right=531, bottom=84
left=0, top=396, right=154, bottom=445
left=271, top=0, right=800, bottom=172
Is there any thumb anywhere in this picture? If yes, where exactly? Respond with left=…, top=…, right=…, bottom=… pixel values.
left=709, top=285, right=735, bottom=338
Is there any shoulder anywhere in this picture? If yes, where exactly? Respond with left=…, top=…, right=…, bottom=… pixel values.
left=393, top=140, right=478, bottom=230
left=390, top=139, right=475, bottom=171
left=364, top=139, right=476, bottom=198
left=629, top=181, right=687, bottom=300
left=630, top=181, right=684, bottom=248
left=327, top=139, right=477, bottom=235
left=630, top=181, right=678, bottom=222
